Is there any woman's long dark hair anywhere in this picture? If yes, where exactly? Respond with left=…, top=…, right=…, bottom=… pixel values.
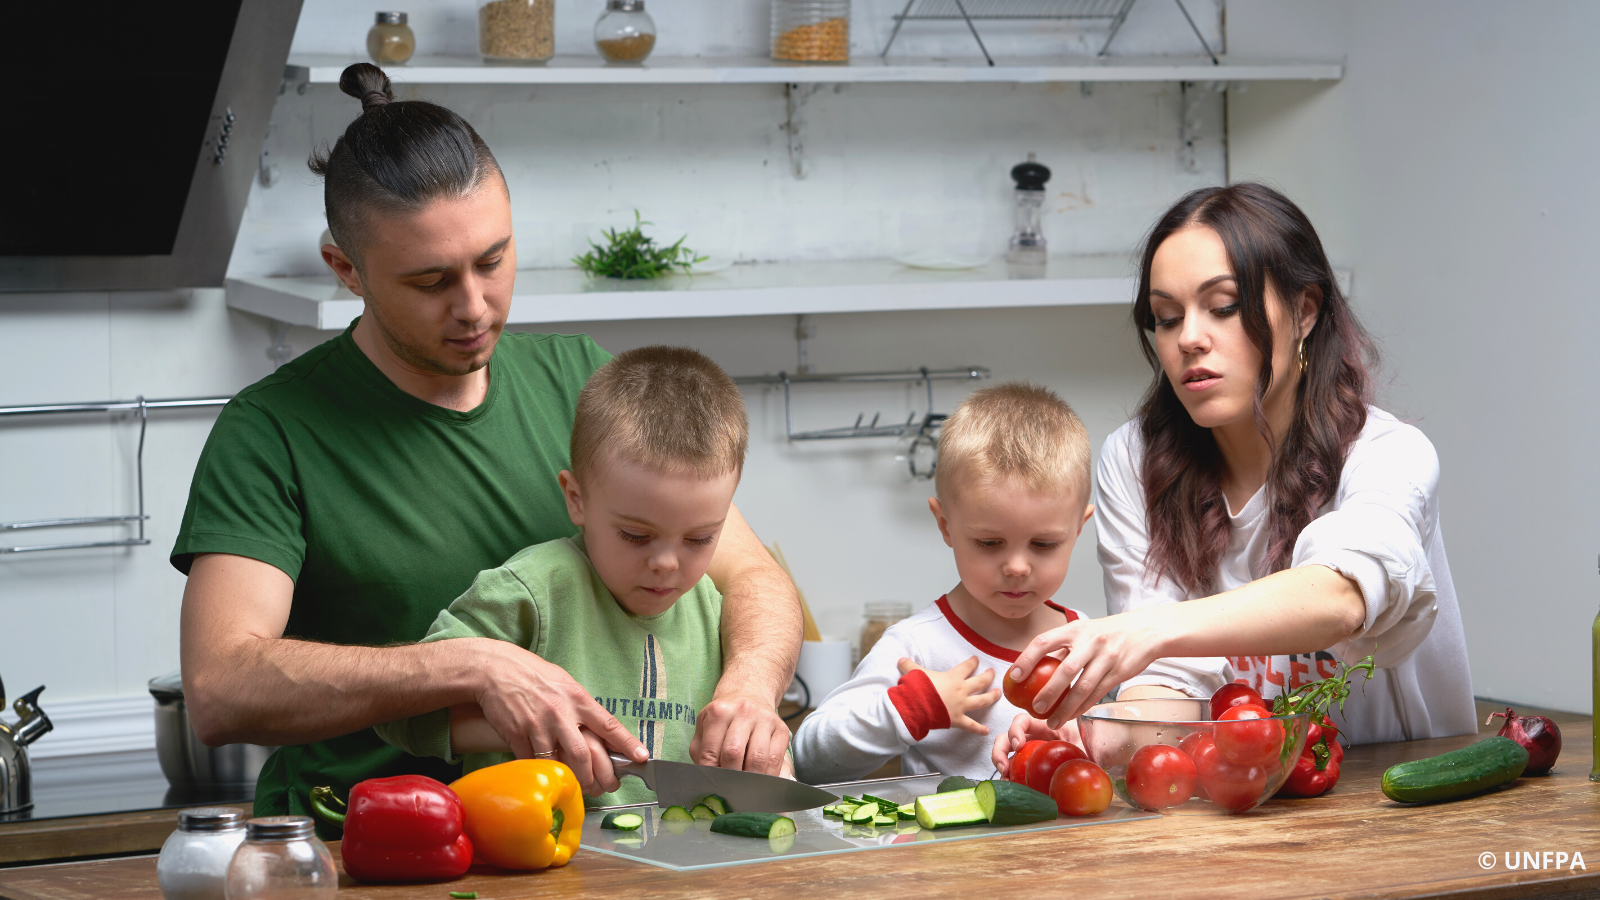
left=309, top=64, right=501, bottom=264
left=1131, top=183, right=1375, bottom=594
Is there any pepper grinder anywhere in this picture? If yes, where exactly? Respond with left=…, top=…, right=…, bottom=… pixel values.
left=1006, top=153, right=1051, bottom=271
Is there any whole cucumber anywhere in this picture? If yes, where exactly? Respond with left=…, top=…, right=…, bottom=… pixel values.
left=1381, top=736, right=1529, bottom=804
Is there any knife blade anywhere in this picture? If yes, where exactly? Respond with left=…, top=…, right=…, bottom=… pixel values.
left=608, top=754, right=839, bottom=813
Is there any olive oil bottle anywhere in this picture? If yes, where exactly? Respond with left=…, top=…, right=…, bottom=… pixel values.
left=1592, top=555, right=1600, bottom=782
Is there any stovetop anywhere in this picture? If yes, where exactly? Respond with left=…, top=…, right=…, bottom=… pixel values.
left=2, top=772, right=253, bottom=823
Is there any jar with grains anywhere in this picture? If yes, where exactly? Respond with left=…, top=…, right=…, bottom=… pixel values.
left=772, top=0, right=850, bottom=62
left=479, top=0, right=555, bottom=64
left=858, top=601, right=912, bottom=664
left=594, top=0, right=656, bottom=64
left=223, top=817, right=337, bottom=900
left=157, top=807, right=247, bottom=900
left=367, top=12, right=415, bottom=65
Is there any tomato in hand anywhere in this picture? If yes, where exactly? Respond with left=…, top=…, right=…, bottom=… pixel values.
left=1187, top=733, right=1268, bottom=812
left=1007, top=739, right=1048, bottom=783
left=1213, top=703, right=1284, bottom=768
left=1049, top=758, right=1112, bottom=816
left=1125, top=744, right=1198, bottom=811
left=1003, top=656, right=1063, bottom=717
left=1209, top=683, right=1266, bottom=721
left=1025, top=740, right=1088, bottom=795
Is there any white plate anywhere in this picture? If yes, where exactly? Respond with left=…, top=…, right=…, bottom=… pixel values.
left=892, top=252, right=991, bottom=271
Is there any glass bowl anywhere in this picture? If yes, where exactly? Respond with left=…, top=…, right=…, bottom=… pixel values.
left=1078, top=697, right=1310, bottom=815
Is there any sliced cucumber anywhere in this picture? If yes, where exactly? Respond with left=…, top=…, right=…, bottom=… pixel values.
left=914, top=788, right=987, bottom=830
left=710, top=812, right=796, bottom=839
left=690, top=804, right=716, bottom=820
left=847, top=804, right=879, bottom=823
left=860, top=793, right=901, bottom=813
left=660, top=805, right=694, bottom=822
left=601, top=812, right=645, bottom=831
left=872, top=814, right=898, bottom=826
left=702, top=794, right=731, bottom=816
left=896, top=803, right=917, bottom=820
left=975, top=779, right=1057, bottom=825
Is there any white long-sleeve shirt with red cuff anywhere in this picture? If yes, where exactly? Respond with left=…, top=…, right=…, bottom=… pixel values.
left=793, top=596, right=1084, bottom=785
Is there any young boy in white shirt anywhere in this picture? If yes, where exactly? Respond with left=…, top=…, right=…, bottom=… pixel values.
left=793, top=383, right=1095, bottom=782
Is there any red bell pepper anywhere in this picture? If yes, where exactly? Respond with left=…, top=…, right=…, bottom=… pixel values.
left=311, top=775, right=473, bottom=883
left=1275, top=715, right=1344, bottom=797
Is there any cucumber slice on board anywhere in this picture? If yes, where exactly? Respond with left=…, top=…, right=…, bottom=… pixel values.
left=601, top=812, right=645, bottom=831
left=690, top=804, right=716, bottom=820
left=660, top=805, right=694, bottom=822
left=897, top=803, right=917, bottom=820
left=710, top=812, right=797, bottom=839
left=847, top=805, right=879, bottom=823
left=702, top=794, right=731, bottom=816
left=914, top=788, right=988, bottom=830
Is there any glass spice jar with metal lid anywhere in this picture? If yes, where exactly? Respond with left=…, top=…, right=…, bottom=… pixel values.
left=595, top=0, right=656, bottom=63
left=479, top=0, right=555, bottom=63
left=224, top=816, right=337, bottom=900
left=157, top=807, right=247, bottom=900
left=857, top=601, right=912, bottom=664
left=772, top=0, right=851, bottom=63
left=367, top=12, right=416, bottom=65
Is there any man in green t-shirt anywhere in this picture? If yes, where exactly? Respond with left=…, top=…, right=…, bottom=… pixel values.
left=173, top=70, right=801, bottom=830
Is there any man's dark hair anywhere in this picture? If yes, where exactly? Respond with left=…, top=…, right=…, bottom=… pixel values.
left=309, top=63, right=503, bottom=267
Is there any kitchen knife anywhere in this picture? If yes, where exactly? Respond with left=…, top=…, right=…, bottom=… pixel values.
left=608, top=754, right=838, bottom=813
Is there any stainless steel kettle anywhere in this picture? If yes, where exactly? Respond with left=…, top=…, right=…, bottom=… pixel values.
left=0, top=674, right=54, bottom=816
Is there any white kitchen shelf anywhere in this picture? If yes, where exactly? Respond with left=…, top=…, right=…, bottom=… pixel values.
left=226, top=256, right=1137, bottom=330
left=284, top=54, right=1341, bottom=86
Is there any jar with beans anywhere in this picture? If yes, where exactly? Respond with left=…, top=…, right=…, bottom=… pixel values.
left=771, top=0, right=850, bottom=63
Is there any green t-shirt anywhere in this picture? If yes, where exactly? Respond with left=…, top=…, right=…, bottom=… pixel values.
left=375, top=536, right=724, bottom=807
left=171, top=321, right=610, bottom=834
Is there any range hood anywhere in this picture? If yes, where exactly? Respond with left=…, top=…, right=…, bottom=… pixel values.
left=0, top=0, right=304, bottom=292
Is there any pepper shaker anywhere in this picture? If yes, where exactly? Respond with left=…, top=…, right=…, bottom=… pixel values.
left=224, top=817, right=337, bottom=900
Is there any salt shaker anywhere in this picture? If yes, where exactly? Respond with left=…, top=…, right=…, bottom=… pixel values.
left=223, top=817, right=337, bottom=900
left=1006, top=153, right=1051, bottom=270
left=157, top=807, right=248, bottom=900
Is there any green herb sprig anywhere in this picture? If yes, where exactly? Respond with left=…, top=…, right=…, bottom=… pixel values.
left=573, top=211, right=705, bottom=279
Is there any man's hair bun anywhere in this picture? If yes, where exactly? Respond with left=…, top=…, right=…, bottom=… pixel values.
left=339, top=63, right=394, bottom=112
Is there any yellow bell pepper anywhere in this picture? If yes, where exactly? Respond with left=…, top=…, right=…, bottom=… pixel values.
left=450, top=759, right=585, bottom=870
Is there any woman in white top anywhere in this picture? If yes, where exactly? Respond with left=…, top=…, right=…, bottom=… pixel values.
left=993, top=183, right=1477, bottom=754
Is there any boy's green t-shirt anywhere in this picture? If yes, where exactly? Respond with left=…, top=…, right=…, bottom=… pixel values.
left=376, top=536, right=724, bottom=807
left=170, top=322, right=611, bottom=831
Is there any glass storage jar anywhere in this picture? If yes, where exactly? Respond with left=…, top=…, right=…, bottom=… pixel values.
left=594, top=0, right=656, bottom=63
left=157, top=807, right=247, bottom=900
left=223, top=817, right=337, bottom=900
left=367, top=12, right=416, bottom=65
left=858, top=601, right=912, bottom=664
left=479, top=0, right=555, bottom=64
left=771, top=0, right=850, bottom=62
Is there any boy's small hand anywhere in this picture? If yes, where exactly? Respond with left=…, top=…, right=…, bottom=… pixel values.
left=898, top=655, right=1001, bottom=736
left=990, top=712, right=1079, bottom=776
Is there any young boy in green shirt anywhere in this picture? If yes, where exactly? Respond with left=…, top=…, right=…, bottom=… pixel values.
left=377, top=345, right=751, bottom=806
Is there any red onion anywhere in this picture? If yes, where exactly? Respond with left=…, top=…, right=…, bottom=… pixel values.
left=1487, top=707, right=1561, bottom=775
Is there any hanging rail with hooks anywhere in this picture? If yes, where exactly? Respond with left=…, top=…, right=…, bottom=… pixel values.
left=0, top=396, right=233, bottom=554
left=732, top=366, right=989, bottom=441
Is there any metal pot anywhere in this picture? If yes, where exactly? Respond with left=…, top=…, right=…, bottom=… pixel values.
left=148, top=672, right=275, bottom=790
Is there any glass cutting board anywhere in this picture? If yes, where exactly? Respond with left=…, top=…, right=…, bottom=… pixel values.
left=579, top=774, right=1158, bottom=871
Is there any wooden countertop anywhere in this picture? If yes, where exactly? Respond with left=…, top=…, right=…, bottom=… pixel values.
left=3, top=708, right=1595, bottom=900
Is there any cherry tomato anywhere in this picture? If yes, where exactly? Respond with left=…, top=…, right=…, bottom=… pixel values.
left=1049, top=758, right=1113, bottom=816
left=1188, top=733, right=1268, bottom=812
left=1025, top=740, right=1088, bottom=795
left=1007, top=739, right=1048, bottom=783
left=1213, top=703, right=1284, bottom=768
left=1209, top=683, right=1266, bottom=721
left=1177, top=732, right=1213, bottom=800
left=1002, top=657, right=1063, bottom=717
left=1125, top=744, right=1197, bottom=811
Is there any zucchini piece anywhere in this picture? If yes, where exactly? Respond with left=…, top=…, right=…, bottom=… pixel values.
left=1382, top=736, right=1529, bottom=804
left=847, top=805, right=879, bottom=823
left=710, top=812, right=797, bottom=839
left=661, top=805, right=694, bottom=822
left=602, top=812, right=645, bottom=831
left=937, top=775, right=979, bottom=793
left=896, top=803, right=917, bottom=820
left=913, top=788, right=987, bottom=830
left=690, top=804, right=716, bottom=820
left=975, top=779, right=1057, bottom=825
left=872, top=814, right=898, bottom=826
left=702, top=794, right=731, bottom=816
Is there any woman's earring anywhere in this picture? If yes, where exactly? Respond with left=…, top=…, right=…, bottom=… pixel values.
left=1297, top=338, right=1306, bottom=375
